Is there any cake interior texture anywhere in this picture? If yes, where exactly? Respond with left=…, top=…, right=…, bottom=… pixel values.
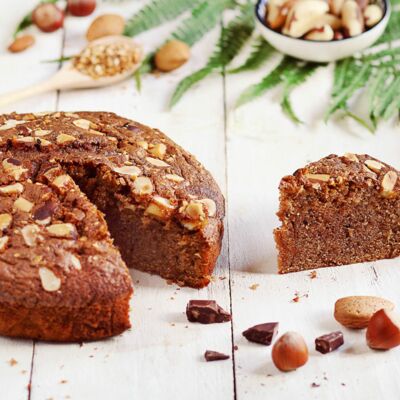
left=274, top=154, right=400, bottom=273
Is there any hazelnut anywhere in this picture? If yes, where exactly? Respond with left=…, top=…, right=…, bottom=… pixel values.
left=0, top=214, right=12, bottom=231
left=166, top=174, right=185, bottom=183
left=0, top=236, right=9, bottom=252
left=146, top=157, right=169, bottom=167
left=21, top=224, right=41, bottom=247
left=381, top=171, right=397, bottom=198
left=366, top=309, right=400, bottom=350
left=86, top=14, right=125, bottom=42
left=13, top=197, right=34, bottom=213
left=56, top=133, right=76, bottom=144
left=149, top=143, right=167, bottom=159
left=155, top=40, right=190, bottom=72
left=38, top=267, right=61, bottom=292
left=0, top=183, right=24, bottom=195
left=72, top=118, right=91, bottom=129
left=113, top=165, right=141, bottom=178
left=272, top=331, right=309, bottom=372
left=364, top=159, right=384, bottom=173
left=47, top=223, right=78, bottom=239
left=133, top=176, right=153, bottom=195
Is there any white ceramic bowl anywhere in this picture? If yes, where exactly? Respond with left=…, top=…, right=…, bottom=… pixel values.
left=255, top=0, right=391, bottom=62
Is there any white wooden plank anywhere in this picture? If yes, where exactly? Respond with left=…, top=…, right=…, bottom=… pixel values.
left=0, top=1, right=64, bottom=399
left=225, top=56, right=400, bottom=399
left=30, top=3, right=234, bottom=400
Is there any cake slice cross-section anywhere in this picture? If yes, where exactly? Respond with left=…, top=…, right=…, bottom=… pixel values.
left=274, top=154, right=400, bottom=273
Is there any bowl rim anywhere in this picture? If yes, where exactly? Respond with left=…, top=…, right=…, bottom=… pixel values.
left=255, top=0, right=391, bottom=45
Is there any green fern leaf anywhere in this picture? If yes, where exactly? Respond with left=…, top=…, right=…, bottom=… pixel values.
left=172, top=0, right=233, bottom=46
left=325, top=62, right=370, bottom=120
left=373, top=75, right=400, bottom=119
left=169, top=67, right=213, bottom=107
left=235, top=57, right=296, bottom=107
left=367, top=68, right=388, bottom=127
left=228, top=37, right=275, bottom=74
left=280, top=62, right=322, bottom=124
left=123, top=0, right=201, bottom=37
left=170, top=3, right=255, bottom=107
left=362, top=46, right=400, bottom=62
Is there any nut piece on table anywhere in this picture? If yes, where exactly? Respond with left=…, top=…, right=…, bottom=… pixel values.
left=155, top=40, right=190, bottom=72
left=334, top=296, right=395, bottom=329
left=204, top=350, right=230, bottom=362
left=67, top=0, right=97, bottom=17
left=86, top=14, right=125, bottom=42
left=315, top=331, right=344, bottom=354
left=272, top=331, right=309, bottom=372
left=8, top=35, right=35, bottom=53
left=366, top=309, right=400, bottom=350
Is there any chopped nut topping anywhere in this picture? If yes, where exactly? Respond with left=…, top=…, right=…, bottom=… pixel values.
left=184, top=202, right=205, bottom=220
left=47, top=223, right=78, bottom=239
left=37, top=138, right=52, bottom=147
left=34, top=201, right=56, bottom=225
left=89, top=129, right=104, bottom=136
left=146, top=157, right=169, bottom=167
left=305, top=173, right=330, bottom=182
left=21, top=224, right=40, bottom=247
left=138, top=141, right=148, bottom=150
left=34, top=129, right=51, bottom=137
left=69, top=254, right=81, bottom=270
left=181, top=220, right=201, bottom=231
left=364, top=159, right=384, bottom=173
left=198, top=198, right=217, bottom=217
left=13, top=197, right=34, bottom=212
left=53, top=174, right=73, bottom=189
left=39, top=267, right=61, bottom=292
left=133, top=176, right=153, bottom=195
left=0, top=119, right=26, bottom=131
left=149, top=143, right=167, bottom=159
left=2, top=158, right=28, bottom=181
left=381, top=171, right=398, bottom=198
left=343, top=153, right=359, bottom=162
left=0, top=183, right=24, bottom=195
left=113, top=165, right=141, bottom=178
left=0, top=214, right=12, bottom=231
left=65, top=112, right=80, bottom=118
left=14, top=136, right=35, bottom=143
left=0, top=236, right=9, bottom=252
left=73, top=119, right=91, bottom=130
left=56, top=133, right=76, bottom=144
left=145, top=196, right=175, bottom=219
left=166, top=174, right=184, bottom=183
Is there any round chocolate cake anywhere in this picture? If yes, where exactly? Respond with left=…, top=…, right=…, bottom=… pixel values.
left=0, top=112, right=224, bottom=342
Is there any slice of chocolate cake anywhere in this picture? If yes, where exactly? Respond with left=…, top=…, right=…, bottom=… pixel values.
left=274, top=154, right=400, bottom=273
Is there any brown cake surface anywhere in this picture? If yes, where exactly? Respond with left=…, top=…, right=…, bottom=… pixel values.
left=274, top=154, right=400, bottom=273
left=0, top=111, right=224, bottom=341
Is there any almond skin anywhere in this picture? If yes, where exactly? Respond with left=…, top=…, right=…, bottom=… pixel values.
left=154, top=40, right=190, bottom=72
left=8, top=35, right=35, bottom=53
left=86, top=14, right=125, bottom=41
left=272, top=331, right=308, bottom=372
left=367, top=309, right=400, bottom=350
left=334, top=296, right=395, bottom=329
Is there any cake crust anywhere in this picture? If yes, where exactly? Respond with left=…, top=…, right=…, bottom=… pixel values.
left=274, top=154, right=400, bottom=273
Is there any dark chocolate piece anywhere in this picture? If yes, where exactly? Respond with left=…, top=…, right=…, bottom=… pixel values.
left=186, top=300, right=231, bottom=324
left=204, top=350, right=230, bottom=362
left=242, top=322, right=279, bottom=345
left=315, top=331, right=344, bottom=354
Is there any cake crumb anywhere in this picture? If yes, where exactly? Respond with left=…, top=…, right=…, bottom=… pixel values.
left=311, top=383, right=320, bottom=388
left=309, top=270, right=317, bottom=279
left=60, top=380, right=68, bottom=384
left=249, top=283, right=259, bottom=290
left=8, top=358, right=17, bottom=367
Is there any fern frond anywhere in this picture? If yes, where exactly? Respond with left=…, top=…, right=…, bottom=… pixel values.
left=362, top=46, right=400, bottom=62
left=373, top=75, right=400, bottom=119
left=169, top=3, right=255, bottom=107
left=228, top=37, right=275, bottom=74
left=343, top=111, right=375, bottom=134
left=235, top=57, right=296, bottom=107
left=123, top=0, right=201, bottom=37
left=169, top=67, right=213, bottom=107
left=367, top=68, right=388, bottom=127
left=280, top=62, right=322, bottom=124
left=325, top=63, right=371, bottom=121
left=172, top=0, right=233, bottom=46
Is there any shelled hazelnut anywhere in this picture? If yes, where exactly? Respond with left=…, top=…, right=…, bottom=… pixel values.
left=265, top=0, right=384, bottom=41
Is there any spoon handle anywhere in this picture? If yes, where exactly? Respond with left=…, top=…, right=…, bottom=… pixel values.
left=0, top=79, right=58, bottom=108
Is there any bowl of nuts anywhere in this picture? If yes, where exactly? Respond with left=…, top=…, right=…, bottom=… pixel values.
left=255, top=0, right=390, bottom=62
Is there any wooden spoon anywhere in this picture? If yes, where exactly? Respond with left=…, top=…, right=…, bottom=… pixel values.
left=0, top=35, right=142, bottom=108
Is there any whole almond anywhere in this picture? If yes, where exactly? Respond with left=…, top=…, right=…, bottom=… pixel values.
left=8, top=35, right=35, bottom=53
left=154, top=40, right=190, bottom=72
left=334, top=296, right=395, bottom=329
left=86, top=14, right=125, bottom=42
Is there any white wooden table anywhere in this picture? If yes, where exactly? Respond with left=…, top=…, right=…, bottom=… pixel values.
left=1, top=1, right=400, bottom=399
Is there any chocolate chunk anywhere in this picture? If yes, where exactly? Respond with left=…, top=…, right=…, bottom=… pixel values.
left=204, top=350, right=230, bottom=362
left=242, top=322, right=279, bottom=345
left=315, top=331, right=344, bottom=354
left=186, top=300, right=231, bottom=324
